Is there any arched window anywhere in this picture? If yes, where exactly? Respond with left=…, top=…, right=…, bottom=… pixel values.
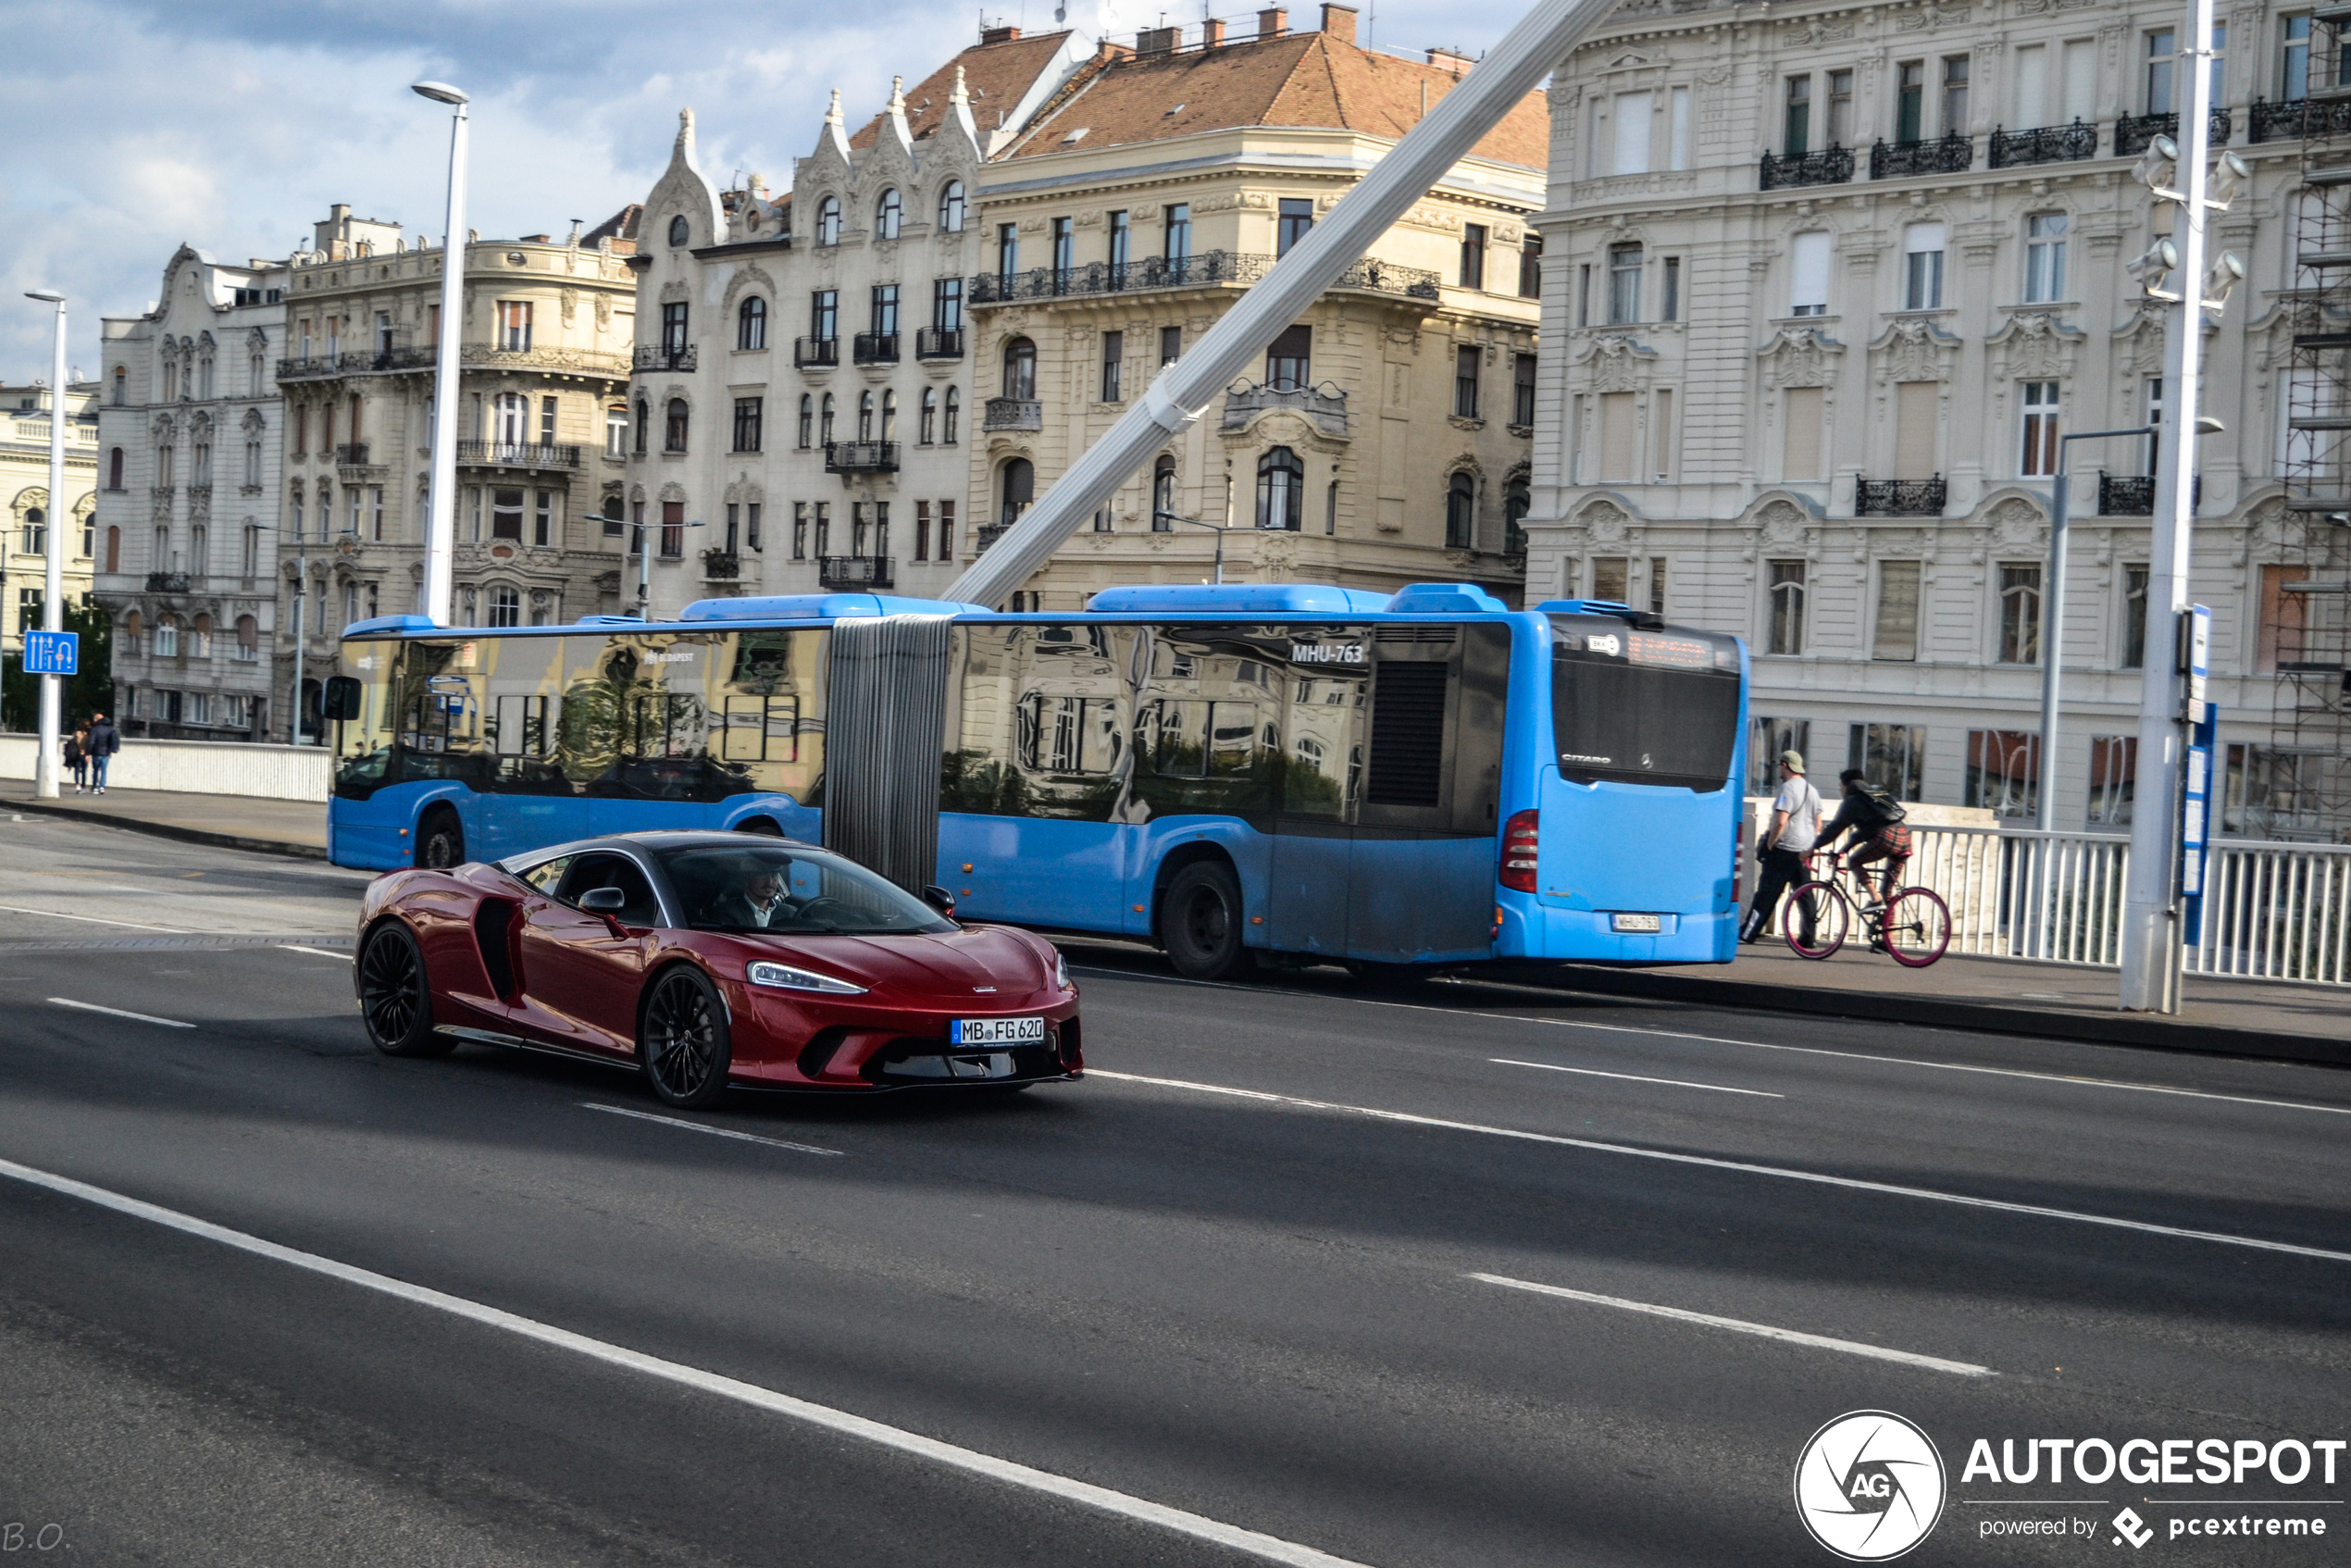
left=1256, top=446, right=1304, bottom=531
left=1152, top=455, right=1178, bottom=531
left=1000, top=458, right=1035, bottom=529
left=155, top=524, right=170, bottom=570
left=939, top=180, right=966, bottom=232
left=798, top=393, right=814, bottom=448
left=881, top=389, right=898, bottom=442
left=667, top=214, right=690, bottom=247
left=191, top=612, right=214, bottom=657
left=665, top=398, right=690, bottom=452
left=634, top=398, right=649, bottom=454
left=1001, top=337, right=1037, bottom=400
left=876, top=188, right=902, bottom=241
left=858, top=391, right=876, bottom=442
left=819, top=392, right=836, bottom=444
left=1445, top=471, right=1476, bottom=549
left=737, top=296, right=767, bottom=351
left=816, top=195, right=841, bottom=246
left=942, top=386, right=960, bottom=444
left=235, top=614, right=259, bottom=660
left=488, top=585, right=521, bottom=627
left=107, top=447, right=124, bottom=490
left=105, top=526, right=120, bottom=572
left=1503, top=476, right=1530, bottom=554
left=22, top=507, right=44, bottom=556
left=919, top=387, right=938, bottom=444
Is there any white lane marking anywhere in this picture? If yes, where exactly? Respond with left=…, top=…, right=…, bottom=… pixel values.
left=1468, top=1273, right=1995, bottom=1378
left=1086, top=1070, right=2351, bottom=1265
left=580, top=1102, right=843, bottom=1158
left=1491, top=1058, right=1783, bottom=1099
left=47, top=998, right=194, bottom=1029
left=1069, top=965, right=2351, bottom=1119
left=0, top=903, right=187, bottom=933
left=0, top=1157, right=1371, bottom=1568
left=277, top=944, right=351, bottom=963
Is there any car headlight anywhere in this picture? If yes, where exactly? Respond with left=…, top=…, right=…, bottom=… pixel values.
left=1053, top=949, right=1071, bottom=990
left=747, top=961, right=867, bottom=996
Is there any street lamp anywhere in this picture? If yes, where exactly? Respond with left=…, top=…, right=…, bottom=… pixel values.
left=635, top=516, right=704, bottom=616
left=412, top=80, right=469, bottom=628
left=1152, top=509, right=1239, bottom=584
left=24, top=288, right=67, bottom=800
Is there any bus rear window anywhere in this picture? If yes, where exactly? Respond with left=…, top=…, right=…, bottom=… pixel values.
left=1549, top=616, right=1739, bottom=791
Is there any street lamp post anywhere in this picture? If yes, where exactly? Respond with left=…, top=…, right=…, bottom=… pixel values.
left=636, top=516, right=704, bottom=616
left=24, top=289, right=68, bottom=800
left=1152, top=510, right=1238, bottom=583
left=413, top=81, right=469, bottom=629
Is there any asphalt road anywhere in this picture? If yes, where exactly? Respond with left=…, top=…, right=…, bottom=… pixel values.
left=0, top=810, right=2345, bottom=1566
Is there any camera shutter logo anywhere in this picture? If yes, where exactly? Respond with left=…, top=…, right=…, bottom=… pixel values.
left=1793, top=1411, right=1947, bottom=1561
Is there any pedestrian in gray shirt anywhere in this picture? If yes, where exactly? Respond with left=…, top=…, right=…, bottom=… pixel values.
left=1741, top=749, right=1823, bottom=944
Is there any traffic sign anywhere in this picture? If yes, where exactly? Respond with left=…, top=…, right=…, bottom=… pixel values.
left=22, top=629, right=77, bottom=676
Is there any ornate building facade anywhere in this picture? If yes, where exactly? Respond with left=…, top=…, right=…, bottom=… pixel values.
left=0, top=380, right=97, bottom=664
left=1527, top=0, right=2333, bottom=831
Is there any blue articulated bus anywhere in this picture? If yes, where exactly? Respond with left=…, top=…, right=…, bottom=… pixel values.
left=326, top=580, right=1748, bottom=977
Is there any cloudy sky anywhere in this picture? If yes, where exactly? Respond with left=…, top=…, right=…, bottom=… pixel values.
left=0, top=0, right=1528, bottom=382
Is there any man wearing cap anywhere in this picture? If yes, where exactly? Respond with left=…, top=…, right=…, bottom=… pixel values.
left=1742, top=749, right=1824, bottom=944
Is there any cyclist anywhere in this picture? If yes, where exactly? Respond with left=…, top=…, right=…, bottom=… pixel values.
left=1822, top=768, right=1912, bottom=910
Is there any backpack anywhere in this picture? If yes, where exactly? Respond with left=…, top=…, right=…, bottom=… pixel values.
left=1864, top=787, right=1907, bottom=825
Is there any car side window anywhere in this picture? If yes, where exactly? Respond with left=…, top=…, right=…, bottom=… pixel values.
left=555, top=852, right=662, bottom=927
left=518, top=855, right=570, bottom=894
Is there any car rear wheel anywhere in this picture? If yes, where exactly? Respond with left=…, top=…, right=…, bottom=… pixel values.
left=358, top=921, right=454, bottom=1057
left=1163, top=861, right=1250, bottom=981
left=417, top=807, right=465, bottom=869
left=640, top=965, right=733, bottom=1109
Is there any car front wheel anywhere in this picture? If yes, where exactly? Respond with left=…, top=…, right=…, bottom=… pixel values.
left=639, top=966, right=733, bottom=1109
left=358, top=920, right=454, bottom=1057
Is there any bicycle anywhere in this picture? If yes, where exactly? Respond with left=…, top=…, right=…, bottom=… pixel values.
left=1782, top=852, right=1952, bottom=967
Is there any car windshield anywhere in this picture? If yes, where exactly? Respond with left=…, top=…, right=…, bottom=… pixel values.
left=653, top=843, right=954, bottom=936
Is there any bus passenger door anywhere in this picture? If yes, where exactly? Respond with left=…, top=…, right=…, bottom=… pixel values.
left=1267, top=646, right=1363, bottom=956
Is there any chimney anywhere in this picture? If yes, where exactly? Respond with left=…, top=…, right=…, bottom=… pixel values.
left=1319, top=4, right=1356, bottom=43
left=1202, top=16, right=1225, bottom=45
left=980, top=21, right=1020, bottom=44
left=1137, top=24, right=1178, bottom=54
left=1258, top=7, right=1287, bottom=38
left=1427, top=45, right=1474, bottom=76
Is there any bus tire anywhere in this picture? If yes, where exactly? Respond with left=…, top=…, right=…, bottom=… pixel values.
left=734, top=816, right=784, bottom=837
left=1163, top=861, right=1250, bottom=981
left=417, top=807, right=466, bottom=870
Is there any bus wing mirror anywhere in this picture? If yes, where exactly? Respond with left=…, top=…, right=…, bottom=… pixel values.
left=322, top=675, right=364, bottom=720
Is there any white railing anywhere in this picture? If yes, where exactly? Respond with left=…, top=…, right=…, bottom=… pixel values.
left=1758, top=823, right=2351, bottom=987
left=0, top=734, right=330, bottom=802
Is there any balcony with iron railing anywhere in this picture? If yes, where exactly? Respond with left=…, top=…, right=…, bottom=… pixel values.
left=2096, top=472, right=2200, bottom=515
left=1220, top=380, right=1349, bottom=437
left=334, top=443, right=370, bottom=467
left=633, top=343, right=698, bottom=373
left=456, top=441, right=583, bottom=470
left=1988, top=120, right=2097, bottom=168
left=701, top=548, right=740, bottom=580
left=1760, top=145, right=1855, bottom=190
left=974, top=523, right=1011, bottom=554
left=1872, top=133, right=1972, bottom=179
left=982, top=398, right=1044, bottom=432
left=275, top=346, right=437, bottom=380
left=817, top=554, right=893, bottom=589
left=145, top=571, right=192, bottom=593
left=794, top=336, right=840, bottom=368
left=914, top=327, right=964, bottom=359
left=823, top=440, right=901, bottom=474
left=2252, top=95, right=2351, bottom=142
left=852, top=331, right=900, bottom=365
left=1854, top=474, right=1947, bottom=516
left=2117, top=106, right=2231, bottom=155
left=969, top=251, right=1443, bottom=306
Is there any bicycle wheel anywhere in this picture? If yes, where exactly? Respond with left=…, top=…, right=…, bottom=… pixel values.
left=1783, top=882, right=1849, bottom=959
left=1880, top=887, right=1951, bottom=966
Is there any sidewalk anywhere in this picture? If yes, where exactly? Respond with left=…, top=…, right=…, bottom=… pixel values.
left=1549, top=943, right=2351, bottom=1067
left=6, top=786, right=327, bottom=859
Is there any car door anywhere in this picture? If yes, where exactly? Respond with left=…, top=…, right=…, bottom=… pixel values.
left=514, top=851, right=661, bottom=1054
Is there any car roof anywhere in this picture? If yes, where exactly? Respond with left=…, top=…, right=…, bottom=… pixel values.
left=500, top=830, right=825, bottom=869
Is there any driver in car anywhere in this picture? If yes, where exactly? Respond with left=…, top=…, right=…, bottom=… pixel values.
left=706, top=863, right=795, bottom=929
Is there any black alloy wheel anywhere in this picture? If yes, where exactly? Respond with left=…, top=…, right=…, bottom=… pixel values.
left=640, top=966, right=733, bottom=1110
left=358, top=921, right=454, bottom=1057
left=1162, top=861, right=1250, bottom=981
left=417, top=808, right=466, bottom=869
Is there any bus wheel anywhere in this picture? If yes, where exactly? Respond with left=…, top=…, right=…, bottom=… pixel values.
left=417, top=807, right=465, bottom=870
left=734, top=816, right=784, bottom=837
left=1163, top=862, right=1250, bottom=981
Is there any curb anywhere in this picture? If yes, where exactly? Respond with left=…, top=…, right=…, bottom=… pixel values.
left=6, top=797, right=328, bottom=863
left=1544, top=963, right=2349, bottom=1069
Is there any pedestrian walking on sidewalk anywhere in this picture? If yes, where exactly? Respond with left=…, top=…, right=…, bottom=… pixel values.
left=63, top=725, right=87, bottom=792
left=1741, top=749, right=1824, bottom=945
left=86, top=713, right=119, bottom=794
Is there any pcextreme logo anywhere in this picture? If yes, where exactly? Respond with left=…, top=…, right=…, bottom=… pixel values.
left=1795, top=1411, right=1948, bottom=1562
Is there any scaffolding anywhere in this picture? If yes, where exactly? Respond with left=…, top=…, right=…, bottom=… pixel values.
left=2271, top=29, right=2351, bottom=841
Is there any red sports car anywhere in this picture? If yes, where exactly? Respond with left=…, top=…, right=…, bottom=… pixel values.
left=353, top=830, right=1082, bottom=1107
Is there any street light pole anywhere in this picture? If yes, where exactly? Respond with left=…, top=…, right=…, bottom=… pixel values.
left=413, top=81, right=469, bottom=628
left=25, top=290, right=68, bottom=799
left=637, top=517, right=704, bottom=616
left=1154, top=510, right=1235, bottom=583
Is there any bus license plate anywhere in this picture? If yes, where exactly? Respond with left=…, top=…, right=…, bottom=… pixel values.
left=1611, top=913, right=1662, bottom=933
left=952, top=1015, right=1045, bottom=1046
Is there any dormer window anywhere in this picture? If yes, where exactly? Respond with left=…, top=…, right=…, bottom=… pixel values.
left=667, top=214, right=690, bottom=247
left=816, top=195, right=842, bottom=246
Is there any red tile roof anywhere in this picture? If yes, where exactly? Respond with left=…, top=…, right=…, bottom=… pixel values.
left=851, top=30, right=1081, bottom=149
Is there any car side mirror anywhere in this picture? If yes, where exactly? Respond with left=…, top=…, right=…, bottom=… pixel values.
left=921, top=884, right=956, bottom=915
left=578, top=887, right=628, bottom=914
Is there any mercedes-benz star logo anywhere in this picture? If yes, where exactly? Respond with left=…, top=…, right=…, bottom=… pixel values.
left=1793, top=1410, right=1947, bottom=1562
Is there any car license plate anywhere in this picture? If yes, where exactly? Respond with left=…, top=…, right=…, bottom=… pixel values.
left=952, top=1015, right=1045, bottom=1046
left=1611, top=913, right=1662, bottom=933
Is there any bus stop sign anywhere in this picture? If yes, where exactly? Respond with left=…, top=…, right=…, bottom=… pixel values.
left=22, top=630, right=77, bottom=676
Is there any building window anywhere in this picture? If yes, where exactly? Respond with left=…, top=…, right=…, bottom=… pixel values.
left=1108, top=209, right=1130, bottom=274
left=1276, top=197, right=1313, bottom=257
left=943, top=387, right=960, bottom=443
left=858, top=391, right=876, bottom=442
left=107, top=447, right=123, bottom=490
left=794, top=394, right=813, bottom=449
left=636, top=398, right=651, bottom=454
left=1767, top=560, right=1807, bottom=654
left=1591, top=557, right=1630, bottom=603
left=1518, top=233, right=1543, bottom=299
left=1826, top=68, right=1855, bottom=144
left=1997, top=563, right=2043, bottom=663
left=914, top=500, right=932, bottom=560
left=1265, top=325, right=1310, bottom=391
left=2284, top=15, right=2311, bottom=101
left=1051, top=217, right=1075, bottom=282
left=607, top=404, right=628, bottom=457
left=1101, top=330, right=1124, bottom=402
left=661, top=301, right=689, bottom=355
left=881, top=389, right=898, bottom=442
left=2024, top=213, right=2067, bottom=303
left=2020, top=380, right=2059, bottom=475
left=810, top=290, right=838, bottom=342
left=816, top=195, right=841, bottom=246
left=997, top=222, right=1019, bottom=282
left=1002, top=338, right=1037, bottom=400
left=819, top=392, right=836, bottom=445
left=1454, top=345, right=1480, bottom=419
left=496, top=301, right=531, bottom=353
left=491, top=488, right=525, bottom=541
left=737, top=296, right=766, bottom=350
left=1964, top=730, right=2038, bottom=818
left=1897, top=59, right=1926, bottom=143
left=1903, top=223, right=1946, bottom=310
left=2121, top=563, right=2150, bottom=667
left=1648, top=555, right=1667, bottom=615
left=870, top=284, right=899, bottom=337
left=2088, top=736, right=2136, bottom=826
left=488, top=585, right=521, bottom=627
left=1164, top=204, right=1191, bottom=261
left=1748, top=717, right=1810, bottom=794
left=1785, top=74, right=1811, bottom=156
left=1152, top=455, right=1177, bottom=530
left=1873, top=560, right=1922, bottom=661
left=1257, top=446, right=1304, bottom=530
left=1607, top=243, right=1642, bottom=324
left=668, top=214, right=690, bottom=247
left=1790, top=231, right=1831, bottom=317
left=661, top=501, right=685, bottom=557
left=792, top=502, right=809, bottom=560
left=1511, top=354, right=1538, bottom=427
left=1160, top=325, right=1182, bottom=366
left=938, top=499, right=954, bottom=559
left=1661, top=256, right=1680, bottom=321
left=539, top=395, right=558, bottom=447
left=939, top=180, right=966, bottom=231
left=1461, top=223, right=1487, bottom=289
left=1000, top=457, right=1035, bottom=529
left=1941, top=55, right=1970, bottom=134
left=875, top=187, right=902, bottom=240
left=933, top=277, right=964, bottom=333
left=919, top=388, right=938, bottom=444
left=733, top=397, right=763, bottom=453
left=1848, top=723, right=1926, bottom=800
left=1444, top=472, right=1476, bottom=549
left=665, top=398, right=690, bottom=453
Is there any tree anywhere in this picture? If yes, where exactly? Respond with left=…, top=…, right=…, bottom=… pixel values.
left=0, top=595, right=112, bottom=732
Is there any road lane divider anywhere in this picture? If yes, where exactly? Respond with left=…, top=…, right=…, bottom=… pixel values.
left=276, top=944, right=351, bottom=963
left=0, top=1155, right=1375, bottom=1568
left=47, top=998, right=195, bottom=1028
left=0, top=903, right=187, bottom=933
left=580, top=1102, right=843, bottom=1157
left=1491, top=1058, right=1783, bottom=1099
left=1468, top=1273, right=1994, bottom=1377
left=1086, top=1070, right=2351, bottom=1265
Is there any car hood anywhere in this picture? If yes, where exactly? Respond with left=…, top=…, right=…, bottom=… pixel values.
left=721, top=924, right=1052, bottom=997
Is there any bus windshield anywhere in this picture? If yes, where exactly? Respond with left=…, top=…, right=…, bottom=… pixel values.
left=1548, top=615, right=1740, bottom=791
left=651, top=842, right=954, bottom=937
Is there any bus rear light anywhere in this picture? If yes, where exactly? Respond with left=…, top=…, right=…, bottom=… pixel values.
left=1499, top=809, right=1539, bottom=893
